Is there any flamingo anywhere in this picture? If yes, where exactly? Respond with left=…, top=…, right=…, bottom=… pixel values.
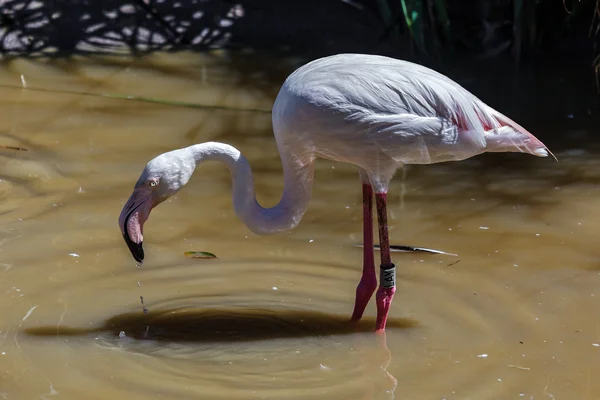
left=118, top=53, right=551, bottom=331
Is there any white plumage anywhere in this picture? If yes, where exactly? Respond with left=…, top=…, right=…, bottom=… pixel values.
left=274, top=53, right=549, bottom=191
left=119, top=53, right=551, bottom=331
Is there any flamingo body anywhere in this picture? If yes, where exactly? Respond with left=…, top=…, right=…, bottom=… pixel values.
left=273, top=54, right=547, bottom=191
left=118, top=54, right=550, bottom=332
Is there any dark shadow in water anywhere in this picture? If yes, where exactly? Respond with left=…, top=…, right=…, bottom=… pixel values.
left=23, top=307, right=417, bottom=343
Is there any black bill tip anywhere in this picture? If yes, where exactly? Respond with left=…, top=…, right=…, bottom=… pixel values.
left=123, top=232, right=144, bottom=263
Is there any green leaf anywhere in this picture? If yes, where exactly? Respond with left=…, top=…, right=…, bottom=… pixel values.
left=184, top=251, right=218, bottom=259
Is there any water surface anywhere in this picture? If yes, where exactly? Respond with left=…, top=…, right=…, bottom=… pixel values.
left=0, top=52, right=599, bottom=400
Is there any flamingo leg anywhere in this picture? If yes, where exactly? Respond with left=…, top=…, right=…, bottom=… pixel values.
left=375, top=192, right=396, bottom=331
left=351, top=183, right=377, bottom=321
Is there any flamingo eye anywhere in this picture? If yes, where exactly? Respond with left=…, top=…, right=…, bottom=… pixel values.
left=149, top=180, right=158, bottom=187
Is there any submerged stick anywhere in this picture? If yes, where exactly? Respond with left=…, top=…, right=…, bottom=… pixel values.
left=140, top=296, right=149, bottom=314
left=0, top=145, right=27, bottom=151
left=356, top=243, right=457, bottom=256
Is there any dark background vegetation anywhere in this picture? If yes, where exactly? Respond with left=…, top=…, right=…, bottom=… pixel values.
left=0, top=0, right=598, bottom=149
left=0, top=0, right=597, bottom=61
left=0, top=1, right=597, bottom=64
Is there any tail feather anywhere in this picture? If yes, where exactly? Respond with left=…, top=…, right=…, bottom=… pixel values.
left=481, top=106, right=557, bottom=161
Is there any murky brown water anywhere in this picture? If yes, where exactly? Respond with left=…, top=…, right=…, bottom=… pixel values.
left=0, top=52, right=599, bottom=400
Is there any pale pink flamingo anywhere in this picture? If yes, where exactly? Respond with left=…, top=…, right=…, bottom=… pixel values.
left=118, top=54, right=551, bottom=331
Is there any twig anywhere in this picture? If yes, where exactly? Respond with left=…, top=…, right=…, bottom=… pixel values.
left=0, top=84, right=272, bottom=114
left=508, top=364, right=531, bottom=370
left=0, top=145, right=27, bottom=151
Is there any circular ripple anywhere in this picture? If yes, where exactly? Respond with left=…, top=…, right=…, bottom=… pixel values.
left=8, top=248, right=591, bottom=399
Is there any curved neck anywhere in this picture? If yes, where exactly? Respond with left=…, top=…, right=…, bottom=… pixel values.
left=188, top=142, right=315, bottom=235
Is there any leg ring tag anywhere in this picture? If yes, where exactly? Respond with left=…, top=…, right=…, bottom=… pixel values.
left=380, top=263, right=396, bottom=288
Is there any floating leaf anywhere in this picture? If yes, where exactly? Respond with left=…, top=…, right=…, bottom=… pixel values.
left=184, top=251, right=218, bottom=259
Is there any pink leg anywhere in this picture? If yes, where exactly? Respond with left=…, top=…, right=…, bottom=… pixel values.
left=375, top=192, right=396, bottom=331
left=351, top=183, right=377, bottom=321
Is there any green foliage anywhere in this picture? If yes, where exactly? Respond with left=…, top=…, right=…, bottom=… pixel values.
left=378, top=0, right=451, bottom=56
left=376, top=0, right=599, bottom=63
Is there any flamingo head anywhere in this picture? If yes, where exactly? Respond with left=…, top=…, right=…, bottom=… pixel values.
left=118, top=149, right=195, bottom=263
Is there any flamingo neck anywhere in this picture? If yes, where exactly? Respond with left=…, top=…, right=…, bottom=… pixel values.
left=189, top=142, right=314, bottom=235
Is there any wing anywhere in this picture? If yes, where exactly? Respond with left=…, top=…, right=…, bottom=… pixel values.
left=284, top=54, right=548, bottom=164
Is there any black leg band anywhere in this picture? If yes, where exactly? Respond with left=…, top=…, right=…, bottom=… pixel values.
left=380, top=263, right=396, bottom=288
